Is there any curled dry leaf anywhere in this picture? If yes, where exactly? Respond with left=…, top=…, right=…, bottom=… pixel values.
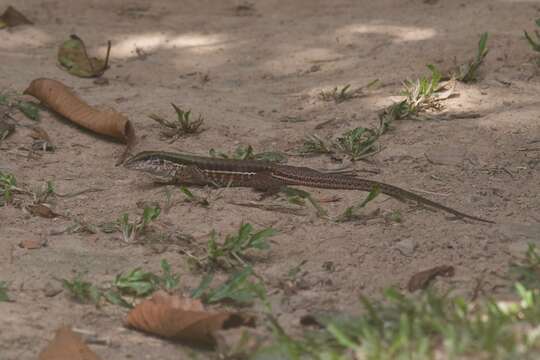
left=38, top=326, right=102, bottom=360
left=24, top=78, right=136, bottom=161
left=407, top=265, right=455, bottom=292
left=58, top=35, right=111, bottom=78
left=0, top=6, right=32, bottom=29
left=126, top=291, right=255, bottom=346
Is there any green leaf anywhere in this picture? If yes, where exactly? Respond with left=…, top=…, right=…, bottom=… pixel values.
left=114, top=268, right=160, bottom=297
left=160, top=259, right=180, bottom=291
left=191, top=273, right=214, bottom=299
left=103, top=289, right=132, bottom=308
left=206, top=267, right=256, bottom=304
left=15, top=100, right=39, bottom=121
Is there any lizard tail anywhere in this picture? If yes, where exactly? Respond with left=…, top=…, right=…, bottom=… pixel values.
left=273, top=167, right=495, bottom=223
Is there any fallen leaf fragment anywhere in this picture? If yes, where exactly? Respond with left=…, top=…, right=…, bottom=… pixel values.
left=0, top=118, right=15, bottom=140
left=38, top=326, right=102, bottom=360
left=19, top=238, right=46, bottom=249
left=26, top=203, right=61, bottom=218
left=407, top=265, right=455, bottom=292
left=24, top=78, right=136, bottom=161
left=58, top=35, right=111, bottom=78
left=126, top=291, right=255, bottom=346
left=0, top=6, right=32, bottom=29
left=29, top=126, right=54, bottom=151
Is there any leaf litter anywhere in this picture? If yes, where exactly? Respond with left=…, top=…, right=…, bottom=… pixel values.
left=126, top=290, right=255, bottom=346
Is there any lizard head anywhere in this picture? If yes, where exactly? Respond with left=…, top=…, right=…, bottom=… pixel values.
left=124, top=151, right=180, bottom=179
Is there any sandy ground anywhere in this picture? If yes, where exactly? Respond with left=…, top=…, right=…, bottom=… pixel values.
left=1, top=0, right=540, bottom=358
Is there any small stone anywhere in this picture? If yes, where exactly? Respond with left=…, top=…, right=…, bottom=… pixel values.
left=395, top=238, right=417, bottom=257
left=43, top=282, right=63, bottom=297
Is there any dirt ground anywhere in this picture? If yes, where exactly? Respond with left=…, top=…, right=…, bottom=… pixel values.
left=1, top=0, right=540, bottom=358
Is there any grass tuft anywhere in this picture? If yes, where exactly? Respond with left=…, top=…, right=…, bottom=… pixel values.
left=117, top=204, right=161, bottom=242
left=524, top=19, right=540, bottom=53
left=455, top=32, right=489, bottom=83
left=149, top=103, right=204, bottom=142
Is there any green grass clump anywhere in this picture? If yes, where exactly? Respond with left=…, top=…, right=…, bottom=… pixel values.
left=0, top=171, right=17, bottom=206
left=117, top=205, right=161, bottom=242
left=62, top=260, right=180, bottom=308
left=113, top=259, right=180, bottom=297
left=62, top=275, right=102, bottom=305
left=524, top=19, right=540, bottom=53
left=250, top=244, right=540, bottom=360
left=301, top=117, right=391, bottom=161
left=149, top=103, right=204, bottom=143
left=191, top=266, right=265, bottom=306
left=455, top=32, right=489, bottom=83
left=197, top=224, right=277, bottom=270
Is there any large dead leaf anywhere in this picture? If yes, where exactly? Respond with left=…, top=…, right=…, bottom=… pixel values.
left=0, top=6, right=32, bottom=29
left=407, top=265, right=455, bottom=292
left=24, top=78, right=136, bottom=162
left=126, top=291, right=255, bottom=346
left=58, top=35, right=111, bottom=78
left=38, top=326, right=102, bottom=360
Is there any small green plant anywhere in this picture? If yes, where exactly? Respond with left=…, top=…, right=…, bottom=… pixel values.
left=62, top=275, right=102, bottom=305
left=0, top=171, right=18, bottom=205
left=524, top=19, right=540, bottom=52
left=196, top=224, right=277, bottom=270
left=509, top=244, right=540, bottom=290
left=300, top=135, right=333, bottom=156
left=319, top=84, right=358, bottom=103
left=319, top=80, right=378, bottom=104
left=209, top=145, right=287, bottom=163
left=301, top=117, right=390, bottom=161
left=336, top=185, right=380, bottom=222
left=455, top=32, right=489, bottom=82
left=280, top=187, right=327, bottom=218
left=334, top=126, right=381, bottom=160
left=0, top=281, right=9, bottom=302
left=0, top=93, right=40, bottom=121
left=117, top=205, right=161, bottom=242
left=401, top=64, right=443, bottom=114
left=61, top=260, right=179, bottom=308
left=149, top=103, right=204, bottom=142
left=375, top=64, right=449, bottom=127
left=191, top=266, right=265, bottom=305
left=179, top=186, right=210, bottom=207
left=113, top=259, right=180, bottom=297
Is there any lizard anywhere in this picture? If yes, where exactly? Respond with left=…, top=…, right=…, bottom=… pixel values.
left=124, top=150, right=495, bottom=224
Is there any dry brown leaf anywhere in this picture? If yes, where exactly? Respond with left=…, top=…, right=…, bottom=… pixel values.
left=19, top=238, right=46, bottom=249
left=38, top=326, right=102, bottom=360
left=126, top=291, right=255, bottom=346
left=29, top=126, right=51, bottom=142
left=29, top=126, right=54, bottom=151
left=26, top=203, right=61, bottom=218
left=0, top=6, right=33, bottom=29
left=23, top=78, right=136, bottom=160
left=407, top=265, right=455, bottom=292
